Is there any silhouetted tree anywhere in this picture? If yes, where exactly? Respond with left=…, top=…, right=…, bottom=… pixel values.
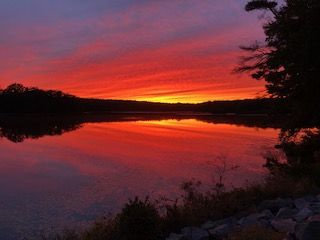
left=238, top=0, right=320, bottom=125
left=1, top=83, right=285, bottom=114
left=245, top=0, right=278, bottom=14
left=3, top=83, right=27, bottom=94
left=0, top=83, right=81, bottom=113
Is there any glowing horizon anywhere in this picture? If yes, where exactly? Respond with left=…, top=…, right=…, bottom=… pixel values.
left=0, top=0, right=266, bottom=103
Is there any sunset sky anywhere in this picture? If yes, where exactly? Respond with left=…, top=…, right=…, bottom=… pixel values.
left=0, top=0, right=266, bottom=103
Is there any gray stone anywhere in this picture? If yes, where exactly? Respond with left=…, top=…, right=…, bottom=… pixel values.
left=166, top=233, right=187, bottom=240
left=181, top=227, right=209, bottom=240
left=275, top=207, right=298, bottom=219
left=171, top=194, right=320, bottom=240
left=259, top=219, right=272, bottom=228
left=238, top=213, right=268, bottom=227
left=304, top=195, right=317, bottom=202
left=295, top=198, right=310, bottom=209
left=308, top=202, right=320, bottom=214
left=295, top=222, right=308, bottom=240
left=284, top=233, right=296, bottom=240
left=201, top=221, right=216, bottom=230
left=295, top=221, right=320, bottom=240
left=295, top=207, right=313, bottom=222
left=215, top=217, right=236, bottom=226
left=271, top=218, right=296, bottom=233
left=259, top=198, right=293, bottom=213
left=308, top=214, right=320, bottom=221
left=261, top=209, right=274, bottom=219
left=208, top=224, right=233, bottom=238
left=201, top=217, right=235, bottom=230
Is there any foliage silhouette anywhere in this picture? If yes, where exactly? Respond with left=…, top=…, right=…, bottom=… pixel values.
left=0, top=83, right=289, bottom=115
left=238, top=0, right=320, bottom=125
left=118, top=197, right=161, bottom=240
left=0, top=83, right=79, bottom=113
left=239, top=0, right=320, bottom=178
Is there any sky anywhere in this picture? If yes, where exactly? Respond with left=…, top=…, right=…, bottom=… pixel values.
left=0, top=0, right=266, bottom=103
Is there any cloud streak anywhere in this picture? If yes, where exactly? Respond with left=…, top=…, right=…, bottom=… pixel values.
left=0, top=0, right=265, bottom=102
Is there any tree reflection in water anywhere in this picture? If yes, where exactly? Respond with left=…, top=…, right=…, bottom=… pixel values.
left=0, top=114, right=285, bottom=143
left=0, top=116, right=82, bottom=143
left=265, top=127, right=320, bottom=185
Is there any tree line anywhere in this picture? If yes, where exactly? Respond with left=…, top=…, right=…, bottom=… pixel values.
left=0, top=83, right=289, bottom=115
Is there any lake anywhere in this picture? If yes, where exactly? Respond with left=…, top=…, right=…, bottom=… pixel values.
left=0, top=114, right=280, bottom=239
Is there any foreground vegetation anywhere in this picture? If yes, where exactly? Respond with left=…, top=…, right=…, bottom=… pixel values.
left=37, top=171, right=318, bottom=240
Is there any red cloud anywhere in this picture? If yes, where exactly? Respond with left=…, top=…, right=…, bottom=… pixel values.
left=0, top=0, right=265, bottom=102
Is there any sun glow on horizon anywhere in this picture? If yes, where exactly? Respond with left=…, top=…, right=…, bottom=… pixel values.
left=0, top=0, right=266, bottom=103
left=72, top=84, right=266, bottom=104
left=133, top=90, right=264, bottom=103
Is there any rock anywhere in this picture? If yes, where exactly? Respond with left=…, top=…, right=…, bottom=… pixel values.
left=295, top=222, right=307, bottom=239
left=201, top=221, right=216, bottom=230
left=275, top=207, right=298, bottom=219
left=208, top=224, right=233, bottom=238
left=295, top=207, right=313, bottom=222
left=261, top=209, right=274, bottom=219
left=295, top=221, right=320, bottom=240
left=271, top=218, right=296, bottom=233
left=259, top=219, right=272, bottom=228
left=170, top=194, right=320, bottom=240
left=308, top=214, right=320, bottom=221
left=181, top=227, right=209, bottom=240
left=294, top=198, right=310, bottom=209
left=238, top=212, right=269, bottom=227
left=308, top=202, right=320, bottom=214
left=304, top=195, right=317, bottom=202
left=201, top=217, right=235, bottom=230
left=166, top=233, right=187, bottom=240
left=259, top=198, right=293, bottom=213
left=284, top=233, right=296, bottom=240
left=215, top=217, right=236, bottom=226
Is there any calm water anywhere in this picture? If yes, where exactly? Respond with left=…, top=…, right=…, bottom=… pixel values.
left=0, top=115, right=279, bottom=239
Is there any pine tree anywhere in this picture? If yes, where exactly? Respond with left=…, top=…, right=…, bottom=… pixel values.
left=238, top=0, right=320, bottom=125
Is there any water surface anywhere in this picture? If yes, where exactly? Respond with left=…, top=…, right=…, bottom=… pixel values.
left=0, top=115, right=279, bottom=239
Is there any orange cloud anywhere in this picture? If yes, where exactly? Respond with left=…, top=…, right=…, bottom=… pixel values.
left=0, top=0, right=266, bottom=103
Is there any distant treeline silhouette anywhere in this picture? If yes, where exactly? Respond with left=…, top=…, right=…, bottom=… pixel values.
left=0, top=83, right=289, bottom=114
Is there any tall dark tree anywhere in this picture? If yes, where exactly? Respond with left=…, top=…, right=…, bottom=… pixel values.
left=238, top=0, right=320, bottom=125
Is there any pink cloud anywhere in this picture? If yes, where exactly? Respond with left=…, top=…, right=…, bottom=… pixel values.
left=0, top=0, right=266, bottom=102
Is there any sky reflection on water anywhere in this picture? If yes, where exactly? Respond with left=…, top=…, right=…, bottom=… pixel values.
left=0, top=118, right=278, bottom=239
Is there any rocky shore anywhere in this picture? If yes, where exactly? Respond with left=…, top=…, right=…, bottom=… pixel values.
left=166, top=194, right=320, bottom=240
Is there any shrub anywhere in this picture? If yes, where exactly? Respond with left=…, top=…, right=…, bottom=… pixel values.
left=118, top=197, right=161, bottom=240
